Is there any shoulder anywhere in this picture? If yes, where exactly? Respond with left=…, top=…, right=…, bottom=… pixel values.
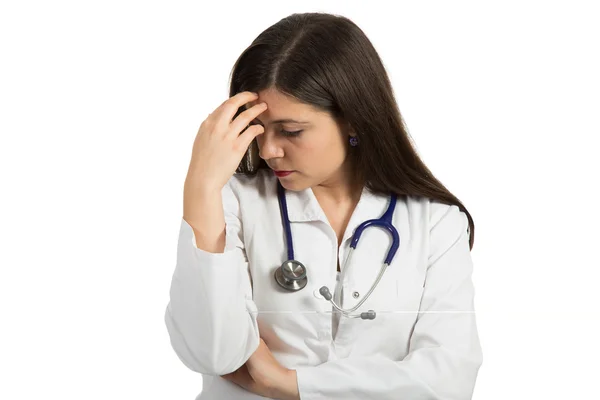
left=427, top=198, right=468, bottom=231
left=399, top=194, right=468, bottom=239
left=425, top=198, right=470, bottom=259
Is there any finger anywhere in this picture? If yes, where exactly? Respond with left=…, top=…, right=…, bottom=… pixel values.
left=234, top=124, right=264, bottom=153
left=212, top=91, right=259, bottom=127
left=228, top=102, right=268, bottom=140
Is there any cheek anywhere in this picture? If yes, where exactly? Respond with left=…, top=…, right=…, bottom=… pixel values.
left=307, top=132, right=343, bottom=153
left=289, top=131, right=346, bottom=168
left=320, top=135, right=346, bottom=160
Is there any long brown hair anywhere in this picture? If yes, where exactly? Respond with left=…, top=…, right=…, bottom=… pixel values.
left=228, top=12, right=475, bottom=250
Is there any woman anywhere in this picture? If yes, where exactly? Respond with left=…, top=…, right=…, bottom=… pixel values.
left=165, top=12, right=483, bottom=400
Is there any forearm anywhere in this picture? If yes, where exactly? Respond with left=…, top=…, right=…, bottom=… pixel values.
left=183, top=172, right=226, bottom=253
left=165, top=215, right=260, bottom=375
left=270, top=369, right=300, bottom=400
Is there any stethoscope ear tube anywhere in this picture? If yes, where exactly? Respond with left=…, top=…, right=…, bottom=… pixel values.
left=319, top=286, right=376, bottom=320
left=321, top=250, right=390, bottom=320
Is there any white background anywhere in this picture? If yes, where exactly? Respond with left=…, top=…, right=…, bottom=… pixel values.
left=1, top=0, right=599, bottom=399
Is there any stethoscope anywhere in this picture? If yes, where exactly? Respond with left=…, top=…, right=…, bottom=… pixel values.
left=273, top=180, right=400, bottom=320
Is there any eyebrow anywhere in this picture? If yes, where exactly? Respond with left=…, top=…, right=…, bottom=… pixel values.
left=254, top=117, right=310, bottom=125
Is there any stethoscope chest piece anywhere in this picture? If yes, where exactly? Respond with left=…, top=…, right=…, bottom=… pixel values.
left=274, top=260, right=308, bottom=291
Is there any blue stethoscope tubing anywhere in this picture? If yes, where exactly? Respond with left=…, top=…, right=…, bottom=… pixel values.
left=275, top=180, right=400, bottom=320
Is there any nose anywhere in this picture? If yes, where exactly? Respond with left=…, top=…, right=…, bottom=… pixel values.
left=257, top=132, right=284, bottom=160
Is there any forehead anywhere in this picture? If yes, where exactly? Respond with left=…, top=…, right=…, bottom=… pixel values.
left=243, top=89, right=315, bottom=113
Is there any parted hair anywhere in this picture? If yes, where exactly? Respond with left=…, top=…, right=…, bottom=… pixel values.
left=227, top=12, right=475, bottom=250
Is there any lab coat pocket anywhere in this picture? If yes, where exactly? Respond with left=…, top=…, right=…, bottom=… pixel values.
left=343, top=272, right=425, bottom=360
left=249, top=262, right=332, bottom=366
left=251, top=263, right=327, bottom=336
left=252, top=264, right=323, bottom=313
left=345, top=274, right=400, bottom=314
left=349, top=270, right=424, bottom=317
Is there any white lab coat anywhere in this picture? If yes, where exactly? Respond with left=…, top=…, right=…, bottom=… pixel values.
left=164, top=169, right=483, bottom=399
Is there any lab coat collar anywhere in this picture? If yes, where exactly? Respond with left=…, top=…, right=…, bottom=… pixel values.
left=283, top=181, right=386, bottom=226
left=283, top=183, right=394, bottom=248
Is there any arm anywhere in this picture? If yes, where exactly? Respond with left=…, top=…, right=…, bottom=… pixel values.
left=294, top=203, right=483, bottom=400
left=164, top=178, right=260, bottom=376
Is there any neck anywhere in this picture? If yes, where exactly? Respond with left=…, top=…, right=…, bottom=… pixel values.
left=312, top=162, right=364, bottom=205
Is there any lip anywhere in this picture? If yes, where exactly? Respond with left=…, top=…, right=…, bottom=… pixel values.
left=273, top=170, right=294, bottom=177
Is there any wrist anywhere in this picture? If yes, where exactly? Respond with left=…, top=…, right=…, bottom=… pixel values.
left=184, top=176, right=222, bottom=195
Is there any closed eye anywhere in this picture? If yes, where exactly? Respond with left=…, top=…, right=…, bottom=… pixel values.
left=280, top=129, right=302, bottom=137
left=250, top=121, right=302, bottom=137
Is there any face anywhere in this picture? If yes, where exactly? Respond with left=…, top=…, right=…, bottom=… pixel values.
left=244, top=88, right=355, bottom=192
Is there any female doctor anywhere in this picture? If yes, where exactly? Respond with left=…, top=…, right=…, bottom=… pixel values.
left=165, top=12, right=483, bottom=400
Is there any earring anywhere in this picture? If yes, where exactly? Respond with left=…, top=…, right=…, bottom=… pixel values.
left=349, top=136, right=359, bottom=147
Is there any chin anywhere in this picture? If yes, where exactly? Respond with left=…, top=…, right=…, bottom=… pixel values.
left=278, top=177, right=308, bottom=192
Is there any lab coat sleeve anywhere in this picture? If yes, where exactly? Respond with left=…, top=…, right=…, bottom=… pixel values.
left=294, top=203, right=483, bottom=400
left=164, top=178, right=260, bottom=376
